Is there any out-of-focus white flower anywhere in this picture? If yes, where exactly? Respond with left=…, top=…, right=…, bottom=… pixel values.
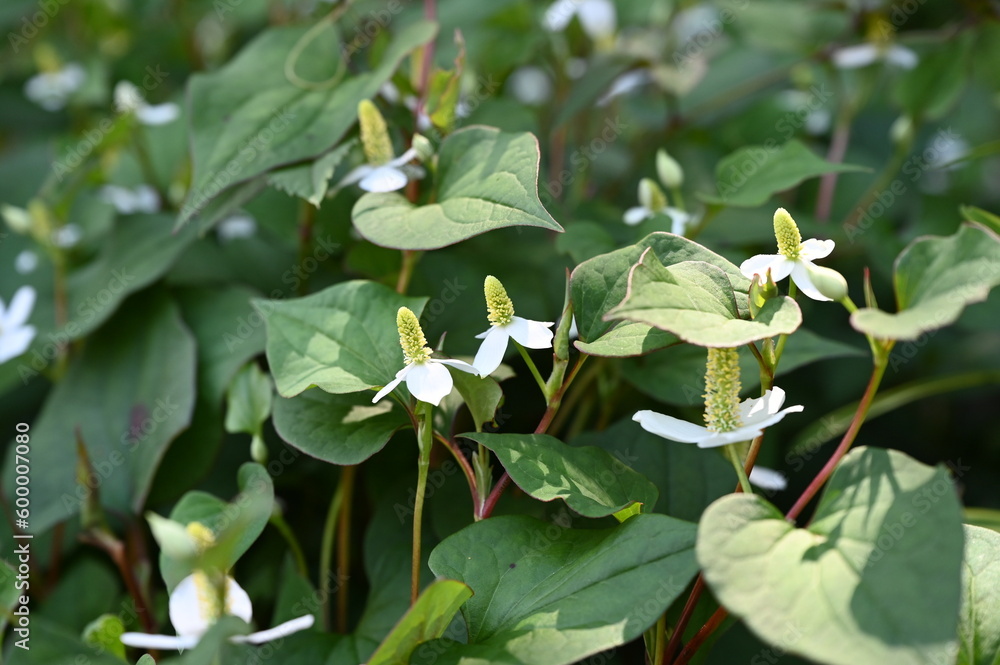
left=14, top=251, right=38, bottom=275
left=777, top=90, right=832, bottom=136
left=217, top=214, right=257, bottom=242
left=671, top=4, right=719, bottom=45
left=51, top=224, right=83, bottom=248
left=597, top=69, right=652, bottom=106
left=543, top=0, right=616, bottom=41
left=749, top=466, right=788, bottom=491
left=100, top=184, right=161, bottom=215
left=24, top=63, right=86, bottom=111
left=113, top=81, right=180, bottom=125
left=507, top=66, right=553, bottom=106
left=120, top=573, right=314, bottom=651
left=0, top=286, right=37, bottom=365
left=623, top=178, right=690, bottom=235
left=831, top=43, right=918, bottom=70
left=566, top=58, right=588, bottom=79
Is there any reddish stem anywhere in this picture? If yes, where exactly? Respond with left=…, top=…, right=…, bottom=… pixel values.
left=661, top=576, right=706, bottom=663
left=674, top=606, right=729, bottom=665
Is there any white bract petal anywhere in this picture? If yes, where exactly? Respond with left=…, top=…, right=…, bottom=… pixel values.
left=543, top=0, right=578, bottom=32
left=633, top=388, right=802, bottom=449
left=831, top=43, right=880, bottom=69
left=749, top=466, right=788, bottom=491
left=217, top=214, right=257, bottom=241
left=15, top=250, right=38, bottom=275
left=576, top=0, right=616, bottom=40
left=358, top=165, right=408, bottom=192
left=372, top=365, right=410, bottom=403
left=885, top=44, right=918, bottom=69
left=137, top=102, right=180, bottom=126
left=740, top=254, right=791, bottom=281
left=113, top=81, right=145, bottom=113
left=473, top=327, right=509, bottom=377
left=789, top=261, right=831, bottom=302
left=121, top=573, right=312, bottom=651
left=665, top=208, right=691, bottom=236
left=508, top=66, right=554, bottom=106
left=24, top=63, right=86, bottom=111
left=798, top=238, right=835, bottom=261
left=506, top=316, right=555, bottom=349
left=623, top=206, right=652, bottom=225
left=51, top=224, right=83, bottom=248
left=404, top=361, right=455, bottom=406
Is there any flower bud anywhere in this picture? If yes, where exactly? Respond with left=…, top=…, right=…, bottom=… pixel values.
left=890, top=115, right=914, bottom=146
left=411, top=133, right=434, bottom=162
left=803, top=263, right=848, bottom=302
left=638, top=178, right=667, bottom=212
left=749, top=270, right=779, bottom=318
left=656, top=149, right=684, bottom=188
left=146, top=513, right=199, bottom=561
left=1, top=204, right=31, bottom=235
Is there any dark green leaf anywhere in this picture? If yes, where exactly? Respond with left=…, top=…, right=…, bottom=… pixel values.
left=367, top=579, right=473, bottom=665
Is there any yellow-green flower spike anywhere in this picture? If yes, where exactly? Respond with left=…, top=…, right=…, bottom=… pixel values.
left=358, top=100, right=394, bottom=166
left=185, top=521, right=216, bottom=553
left=397, top=307, right=432, bottom=364
left=773, top=208, right=802, bottom=260
left=484, top=275, right=514, bottom=327
left=192, top=571, right=229, bottom=621
left=703, top=347, right=742, bottom=433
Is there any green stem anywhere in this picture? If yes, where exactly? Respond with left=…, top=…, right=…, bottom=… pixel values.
left=772, top=281, right=796, bottom=366
left=515, top=341, right=548, bottom=396
left=336, top=465, right=356, bottom=634
left=652, top=612, right=667, bottom=665
left=724, top=444, right=753, bottom=494
left=396, top=250, right=421, bottom=295
left=669, top=185, right=686, bottom=213
left=319, top=474, right=346, bottom=631
left=411, top=401, right=434, bottom=604
left=269, top=512, right=308, bottom=579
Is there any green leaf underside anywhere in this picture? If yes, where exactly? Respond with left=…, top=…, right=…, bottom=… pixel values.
left=272, top=389, right=409, bottom=465
left=958, top=525, right=1000, bottom=665
left=352, top=126, right=562, bottom=250
left=427, top=514, right=698, bottom=665
left=367, top=579, right=473, bottom=665
left=266, top=141, right=355, bottom=207
left=851, top=224, right=1000, bottom=340
left=6, top=292, right=196, bottom=534
left=702, top=139, right=867, bottom=208
left=607, top=251, right=801, bottom=347
left=571, top=232, right=751, bottom=343
left=574, top=321, right=680, bottom=357
left=697, top=446, right=964, bottom=665
left=182, top=20, right=438, bottom=224
left=258, top=280, right=427, bottom=397
left=161, top=463, right=273, bottom=591
left=463, top=432, right=659, bottom=518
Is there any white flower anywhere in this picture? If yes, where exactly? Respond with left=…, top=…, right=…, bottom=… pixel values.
left=113, top=81, right=180, bottom=125
left=749, top=466, right=787, bottom=491
left=217, top=214, right=257, bottom=241
left=507, top=66, right=553, bottom=106
left=633, top=387, right=803, bottom=449
left=740, top=238, right=836, bottom=302
left=473, top=317, right=554, bottom=378
left=623, top=179, right=690, bottom=235
left=339, top=147, right=423, bottom=193
left=0, top=286, right=37, bottom=365
left=120, top=573, right=314, bottom=651
left=543, top=0, right=616, bottom=40
left=374, top=307, right=478, bottom=406
left=597, top=69, right=652, bottom=106
left=15, top=251, right=39, bottom=275
left=472, top=276, right=554, bottom=378
left=51, top=224, right=83, bottom=248
left=24, top=63, right=86, bottom=111
left=372, top=357, right=478, bottom=406
left=100, top=184, right=161, bottom=214
left=740, top=208, right=841, bottom=302
left=831, top=43, right=918, bottom=70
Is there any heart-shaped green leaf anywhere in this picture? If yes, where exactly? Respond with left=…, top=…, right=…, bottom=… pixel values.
left=427, top=514, right=698, bottom=665
left=181, top=20, right=437, bottom=225
left=463, top=432, right=658, bottom=518
left=571, top=232, right=750, bottom=343
left=272, top=389, right=410, bottom=465
left=351, top=127, right=562, bottom=250
left=257, top=280, right=427, bottom=398
left=697, top=446, right=963, bottom=665
left=958, top=525, right=1000, bottom=665
left=367, top=579, right=473, bottom=665
left=160, top=463, right=274, bottom=591
left=701, top=139, right=867, bottom=208
left=606, top=251, right=801, bottom=347
left=851, top=224, right=1000, bottom=340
